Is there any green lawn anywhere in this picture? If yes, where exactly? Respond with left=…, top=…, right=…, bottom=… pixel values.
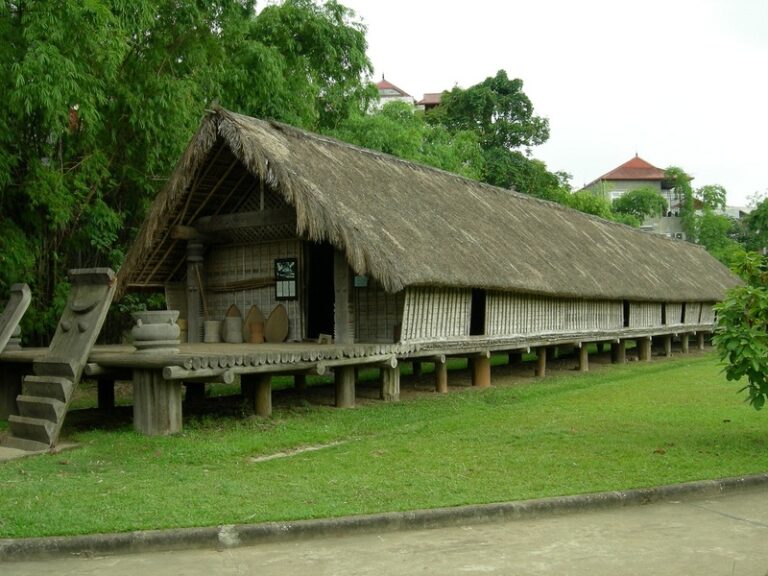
left=0, top=351, right=766, bottom=539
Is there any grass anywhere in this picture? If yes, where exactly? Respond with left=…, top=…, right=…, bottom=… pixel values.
left=0, top=350, right=766, bottom=539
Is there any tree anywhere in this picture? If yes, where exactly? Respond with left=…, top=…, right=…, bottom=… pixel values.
left=0, top=0, right=373, bottom=343
left=426, top=70, right=556, bottom=194
left=565, top=190, right=613, bottom=219
left=713, top=251, right=768, bottom=409
left=611, top=186, right=668, bottom=220
left=742, top=196, right=768, bottom=252
left=665, top=166, right=695, bottom=237
left=331, top=101, right=484, bottom=180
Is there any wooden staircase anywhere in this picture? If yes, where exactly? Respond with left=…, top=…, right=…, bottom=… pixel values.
left=4, top=269, right=115, bottom=451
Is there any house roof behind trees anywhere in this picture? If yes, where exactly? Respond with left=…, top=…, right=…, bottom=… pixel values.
left=593, top=154, right=668, bottom=184
left=117, top=108, right=738, bottom=302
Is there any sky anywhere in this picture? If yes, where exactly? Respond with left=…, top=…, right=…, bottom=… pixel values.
left=339, top=0, right=768, bottom=207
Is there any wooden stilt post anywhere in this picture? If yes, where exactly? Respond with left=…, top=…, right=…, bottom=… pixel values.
left=381, top=366, right=400, bottom=401
left=435, top=357, right=448, bottom=393
left=97, top=379, right=116, bottom=410
left=133, top=369, right=182, bottom=436
left=536, top=347, right=547, bottom=378
left=681, top=333, right=690, bottom=354
left=472, top=355, right=491, bottom=388
left=611, top=340, right=626, bottom=364
left=697, top=332, right=706, bottom=351
left=578, top=344, right=589, bottom=372
left=663, top=335, right=673, bottom=358
left=242, top=374, right=272, bottom=417
left=335, top=366, right=355, bottom=408
left=638, top=337, right=652, bottom=362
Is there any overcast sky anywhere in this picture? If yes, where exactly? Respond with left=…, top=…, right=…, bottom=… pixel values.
left=340, top=0, right=767, bottom=207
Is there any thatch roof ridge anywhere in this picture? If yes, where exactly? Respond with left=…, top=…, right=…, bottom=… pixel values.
left=117, top=107, right=738, bottom=302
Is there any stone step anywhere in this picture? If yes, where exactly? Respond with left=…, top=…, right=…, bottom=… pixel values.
left=8, top=415, right=54, bottom=446
left=22, top=375, right=73, bottom=403
left=16, top=395, right=65, bottom=423
left=2, top=436, right=50, bottom=452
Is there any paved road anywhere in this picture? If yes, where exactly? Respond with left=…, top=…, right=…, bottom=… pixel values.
left=4, top=488, right=768, bottom=576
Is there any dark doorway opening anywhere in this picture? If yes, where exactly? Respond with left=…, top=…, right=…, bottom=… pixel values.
left=623, top=300, right=630, bottom=328
left=306, top=242, right=335, bottom=339
left=661, top=303, right=667, bottom=325
left=680, top=302, right=687, bottom=324
left=470, top=289, right=486, bottom=336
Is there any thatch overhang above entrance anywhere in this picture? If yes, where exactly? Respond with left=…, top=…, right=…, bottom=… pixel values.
left=117, top=107, right=738, bottom=302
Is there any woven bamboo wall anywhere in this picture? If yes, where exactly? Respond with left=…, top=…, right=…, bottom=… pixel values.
left=354, top=279, right=404, bottom=343
left=205, top=239, right=304, bottom=340
left=666, top=303, right=684, bottom=325
left=486, top=293, right=623, bottom=336
left=628, top=302, right=663, bottom=328
left=400, top=287, right=471, bottom=342
left=683, top=301, right=703, bottom=326
left=700, top=302, right=716, bottom=324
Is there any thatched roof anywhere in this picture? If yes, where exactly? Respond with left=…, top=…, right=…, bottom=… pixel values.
left=117, top=107, right=738, bottom=302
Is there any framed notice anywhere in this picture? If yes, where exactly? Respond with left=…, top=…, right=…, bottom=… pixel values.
left=274, top=258, right=297, bottom=300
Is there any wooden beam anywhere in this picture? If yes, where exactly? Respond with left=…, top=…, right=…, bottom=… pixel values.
left=195, top=208, right=295, bottom=234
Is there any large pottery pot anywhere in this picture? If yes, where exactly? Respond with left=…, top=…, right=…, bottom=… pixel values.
left=131, top=310, right=181, bottom=353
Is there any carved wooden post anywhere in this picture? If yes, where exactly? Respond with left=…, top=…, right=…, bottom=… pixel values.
left=536, top=347, right=547, bottom=378
left=697, top=332, right=706, bottom=351
left=578, top=344, right=589, bottom=372
left=335, top=366, right=355, bottom=408
left=333, top=251, right=355, bottom=345
left=186, top=241, right=204, bottom=343
left=435, top=357, right=448, bottom=393
left=133, top=370, right=182, bottom=436
left=472, top=355, right=491, bottom=388
left=681, top=333, right=690, bottom=354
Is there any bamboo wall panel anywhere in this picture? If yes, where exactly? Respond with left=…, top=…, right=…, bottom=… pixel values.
left=205, top=240, right=304, bottom=340
left=400, top=287, right=471, bottom=342
left=485, top=293, right=623, bottom=336
left=700, top=302, right=716, bottom=324
left=628, top=302, right=662, bottom=328
left=683, top=301, right=703, bottom=326
left=354, top=280, right=404, bottom=343
left=666, top=303, right=684, bottom=326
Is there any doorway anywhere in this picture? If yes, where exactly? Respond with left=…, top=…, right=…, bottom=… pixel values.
left=305, top=242, right=335, bottom=339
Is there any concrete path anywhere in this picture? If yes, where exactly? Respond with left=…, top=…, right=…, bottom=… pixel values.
left=4, top=487, right=768, bottom=575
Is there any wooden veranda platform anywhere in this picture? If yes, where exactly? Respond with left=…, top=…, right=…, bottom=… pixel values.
left=0, top=327, right=711, bottom=438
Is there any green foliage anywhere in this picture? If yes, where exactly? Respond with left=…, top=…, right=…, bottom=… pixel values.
left=331, top=102, right=485, bottom=180
left=713, top=252, right=768, bottom=409
left=664, top=166, right=695, bottom=238
left=742, top=196, right=768, bottom=252
left=0, top=0, right=373, bottom=343
left=430, top=70, right=549, bottom=151
left=564, top=190, right=613, bottom=219
left=611, top=186, right=667, bottom=220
